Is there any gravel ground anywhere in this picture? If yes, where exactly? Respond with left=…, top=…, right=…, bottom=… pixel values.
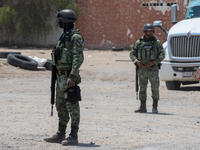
left=1, top=48, right=200, bottom=150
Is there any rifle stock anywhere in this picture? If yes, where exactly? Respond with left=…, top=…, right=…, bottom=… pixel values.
left=51, top=66, right=57, bottom=116
left=135, top=65, right=139, bottom=100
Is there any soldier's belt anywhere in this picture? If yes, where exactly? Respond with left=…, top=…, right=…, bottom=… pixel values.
left=57, top=70, right=71, bottom=76
left=143, top=64, right=156, bottom=68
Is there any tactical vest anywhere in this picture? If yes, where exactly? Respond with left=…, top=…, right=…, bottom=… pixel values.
left=51, top=29, right=83, bottom=66
left=137, top=37, right=158, bottom=61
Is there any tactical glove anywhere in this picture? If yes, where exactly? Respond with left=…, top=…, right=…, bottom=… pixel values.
left=136, top=61, right=145, bottom=69
left=67, top=78, right=75, bottom=87
left=145, top=60, right=155, bottom=68
left=67, top=74, right=80, bottom=87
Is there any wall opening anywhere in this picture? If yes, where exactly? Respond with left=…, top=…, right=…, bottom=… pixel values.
left=141, top=2, right=177, bottom=7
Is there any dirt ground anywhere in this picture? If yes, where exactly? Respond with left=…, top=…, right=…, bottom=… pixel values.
left=1, top=48, right=200, bottom=150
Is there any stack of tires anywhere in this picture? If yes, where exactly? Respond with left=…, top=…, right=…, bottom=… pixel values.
left=0, top=52, right=51, bottom=71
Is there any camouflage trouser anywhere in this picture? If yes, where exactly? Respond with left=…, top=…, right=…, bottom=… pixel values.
left=138, top=66, right=159, bottom=101
left=56, top=83, right=80, bottom=128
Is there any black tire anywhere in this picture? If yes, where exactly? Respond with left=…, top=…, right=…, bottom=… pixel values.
left=0, top=52, right=21, bottom=58
left=112, top=46, right=124, bottom=51
left=165, top=81, right=181, bottom=90
left=44, top=59, right=52, bottom=71
left=7, top=54, right=38, bottom=70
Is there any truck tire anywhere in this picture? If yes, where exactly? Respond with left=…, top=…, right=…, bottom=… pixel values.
left=112, top=46, right=124, bottom=51
left=165, top=81, right=181, bottom=90
left=0, top=52, right=21, bottom=58
left=7, top=54, right=38, bottom=70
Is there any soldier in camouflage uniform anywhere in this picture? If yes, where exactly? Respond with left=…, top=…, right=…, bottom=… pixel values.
left=44, top=9, right=84, bottom=146
left=130, top=24, right=165, bottom=113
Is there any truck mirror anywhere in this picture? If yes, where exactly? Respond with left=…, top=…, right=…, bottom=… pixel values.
left=171, top=4, right=177, bottom=24
left=153, top=20, right=168, bottom=36
left=153, top=21, right=162, bottom=27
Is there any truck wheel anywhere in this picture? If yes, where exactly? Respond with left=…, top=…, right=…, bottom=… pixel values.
left=165, top=81, right=181, bottom=90
left=7, top=54, right=38, bottom=70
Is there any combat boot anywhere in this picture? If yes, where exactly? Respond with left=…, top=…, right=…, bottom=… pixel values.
left=134, top=100, right=147, bottom=113
left=44, top=123, right=66, bottom=143
left=152, top=100, right=158, bottom=113
left=62, top=126, right=78, bottom=146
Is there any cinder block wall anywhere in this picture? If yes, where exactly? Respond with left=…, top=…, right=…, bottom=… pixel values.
left=75, top=0, right=188, bottom=49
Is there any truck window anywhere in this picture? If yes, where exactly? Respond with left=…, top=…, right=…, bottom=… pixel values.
left=185, top=6, right=200, bottom=19
left=185, top=0, right=200, bottom=19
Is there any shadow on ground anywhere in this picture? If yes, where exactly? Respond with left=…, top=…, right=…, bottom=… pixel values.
left=147, top=112, right=174, bottom=115
left=77, top=143, right=100, bottom=147
left=179, top=86, right=200, bottom=91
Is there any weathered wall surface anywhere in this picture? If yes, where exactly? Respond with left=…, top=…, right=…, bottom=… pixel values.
left=0, top=0, right=189, bottom=49
left=75, top=0, right=189, bottom=49
left=0, top=15, right=63, bottom=48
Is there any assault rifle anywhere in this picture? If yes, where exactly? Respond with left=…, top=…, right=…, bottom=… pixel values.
left=50, top=46, right=60, bottom=116
left=135, top=64, right=139, bottom=100
left=50, top=65, right=57, bottom=116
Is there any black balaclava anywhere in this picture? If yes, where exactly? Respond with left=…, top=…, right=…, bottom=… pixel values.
left=58, top=19, right=63, bottom=28
left=64, top=22, right=74, bottom=33
left=58, top=19, right=74, bottom=33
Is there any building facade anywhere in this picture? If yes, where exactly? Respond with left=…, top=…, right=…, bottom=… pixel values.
left=0, top=0, right=189, bottom=49
left=75, top=0, right=189, bottom=49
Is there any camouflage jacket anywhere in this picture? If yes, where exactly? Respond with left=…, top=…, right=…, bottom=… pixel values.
left=130, top=36, right=165, bottom=65
left=53, top=28, right=84, bottom=77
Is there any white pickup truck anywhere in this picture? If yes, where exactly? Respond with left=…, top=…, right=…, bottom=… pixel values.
left=154, top=0, right=200, bottom=90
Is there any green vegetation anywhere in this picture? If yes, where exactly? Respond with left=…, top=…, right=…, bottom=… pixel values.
left=0, top=0, right=80, bottom=46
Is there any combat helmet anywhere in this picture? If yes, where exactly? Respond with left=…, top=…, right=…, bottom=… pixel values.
left=142, top=24, right=155, bottom=33
left=56, top=9, right=76, bottom=23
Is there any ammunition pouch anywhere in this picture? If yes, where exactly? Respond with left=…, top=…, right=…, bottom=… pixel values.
left=60, top=47, right=73, bottom=64
left=65, top=85, right=81, bottom=104
left=57, top=70, right=71, bottom=76
left=137, top=46, right=158, bottom=60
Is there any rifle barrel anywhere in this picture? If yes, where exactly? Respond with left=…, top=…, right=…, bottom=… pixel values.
left=135, top=65, right=139, bottom=100
left=51, top=105, right=53, bottom=116
left=50, top=66, right=57, bottom=116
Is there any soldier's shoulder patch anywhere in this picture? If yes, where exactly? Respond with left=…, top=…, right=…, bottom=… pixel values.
left=76, top=39, right=83, bottom=48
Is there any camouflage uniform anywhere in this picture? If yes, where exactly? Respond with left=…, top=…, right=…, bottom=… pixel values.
left=130, top=36, right=165, bottom=110
left=43, top=9, right=83, bottom=145
left=52, top=27, right=84, bottom=134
